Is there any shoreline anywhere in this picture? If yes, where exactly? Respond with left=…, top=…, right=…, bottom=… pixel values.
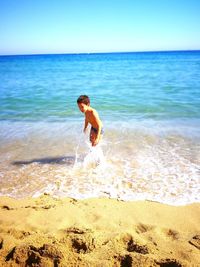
left=0, top=195, right=199, bottom=266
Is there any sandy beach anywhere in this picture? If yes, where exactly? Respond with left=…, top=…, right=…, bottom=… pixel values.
left=0, top=195, right=199, bottom=266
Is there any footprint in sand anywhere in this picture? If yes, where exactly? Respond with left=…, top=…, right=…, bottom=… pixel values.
left=164, top=229, right=180, bottom=240
left=117, top=254, right=133, bottom=267
left=121, top=234, right=149, bottom=254
left=0, top=238, right=3, bottom=249
left=155, top=258, right=183, bottom=267
left=135, top=223, right=155, bottom=234
left=0, top=205, right=14, bottom=210
left=114, top=254, right=157, bottom=267
left=63, top=227, right=95, bottom=254
left=5, top=244, right=63, bottom=266
left=189, top=234, right=200, bottom=250
left=65, top=227, right=90, bottom=234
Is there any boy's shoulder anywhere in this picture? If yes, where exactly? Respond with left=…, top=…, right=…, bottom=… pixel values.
left=87, top=106, right=97, bottom=114
left=90, top=107, right=99, bottom=116
left=86, top=107, right=98, bottom=117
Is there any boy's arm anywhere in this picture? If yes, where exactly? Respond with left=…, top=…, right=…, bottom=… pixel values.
left=95, top=122, right=102, bottom=144
left=84, top=117, right=89, bottom=133
left=92, top=111, right=102, bottom=146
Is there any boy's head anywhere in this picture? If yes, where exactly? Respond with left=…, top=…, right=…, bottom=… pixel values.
left=77, top=95, right=90, bottom=113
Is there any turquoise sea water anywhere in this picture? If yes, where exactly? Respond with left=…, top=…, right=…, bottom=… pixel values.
left=0, top=51, right=200, bottom=205
left=0, top=51, right=200, bottom=121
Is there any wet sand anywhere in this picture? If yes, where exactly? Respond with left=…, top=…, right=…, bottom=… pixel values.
left=0, top=195, right=199, bottom=266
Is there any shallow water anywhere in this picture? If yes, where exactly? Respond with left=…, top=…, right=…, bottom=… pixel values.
left=0, top=120, right=199, bottom=205
left=0, top=51, right=200, bottom=205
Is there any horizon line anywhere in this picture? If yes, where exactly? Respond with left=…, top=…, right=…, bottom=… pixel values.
left=0, top=49, right=200, bottom=57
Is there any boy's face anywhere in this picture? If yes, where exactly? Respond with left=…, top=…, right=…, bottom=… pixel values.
left=78, top=103, right=88, bottom=113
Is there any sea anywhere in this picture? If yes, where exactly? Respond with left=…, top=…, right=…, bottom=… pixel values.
left=0, top=51, right=200, bottom=205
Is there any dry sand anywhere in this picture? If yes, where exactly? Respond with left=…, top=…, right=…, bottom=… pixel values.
left=0, top=194, right=199, bottom=266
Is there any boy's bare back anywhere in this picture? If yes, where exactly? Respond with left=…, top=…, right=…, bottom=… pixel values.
left=84, top=106, right=101, bottom=129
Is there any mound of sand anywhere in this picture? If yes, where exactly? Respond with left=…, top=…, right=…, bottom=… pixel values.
left=0, top=195, right=199, bottom=266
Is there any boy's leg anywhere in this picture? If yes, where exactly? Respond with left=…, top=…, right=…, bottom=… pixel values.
left=90, top=128, right=97, bottom=146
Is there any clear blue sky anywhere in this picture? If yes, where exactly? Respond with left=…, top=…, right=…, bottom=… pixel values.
left=0, top=0, right=200, bottom=55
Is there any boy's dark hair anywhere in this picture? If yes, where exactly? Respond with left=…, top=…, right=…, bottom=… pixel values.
left=77, top=95, right=90, bottom=105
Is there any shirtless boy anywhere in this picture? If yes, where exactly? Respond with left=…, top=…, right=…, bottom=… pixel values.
left=77, top=95, right=103, bottom=146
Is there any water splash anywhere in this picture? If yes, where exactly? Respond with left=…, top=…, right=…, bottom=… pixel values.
left=83, top=144, right=105, bottom=169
